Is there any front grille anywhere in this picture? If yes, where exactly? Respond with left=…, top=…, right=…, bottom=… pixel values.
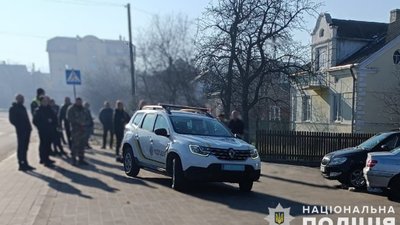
left=210, top=148, right=251, bottom=161
left=321, top=156, right=330, bottom=165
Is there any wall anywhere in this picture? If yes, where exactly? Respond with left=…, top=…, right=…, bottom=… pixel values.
left=355, top=37, right=400, bottom=132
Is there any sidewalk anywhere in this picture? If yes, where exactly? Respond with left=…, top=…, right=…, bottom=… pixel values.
left=0, top=139, right=125, bottom=225
left=0, top=139, right=55, bottom=225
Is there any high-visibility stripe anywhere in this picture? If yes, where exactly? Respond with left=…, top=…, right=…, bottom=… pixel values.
left=133, top=139, right=164, bottom=165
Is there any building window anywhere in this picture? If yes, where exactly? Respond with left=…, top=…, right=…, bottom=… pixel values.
left=393, top=50, right=400, bottom=64
left=315, top=47, right=327, bottom=71
left=332, top=93, right=342, bottom=121
left=269, top=106, right=281, bottom=121
left=302, top=96, right=311, bottom=121
left=319, top=29, right=324, bottom=37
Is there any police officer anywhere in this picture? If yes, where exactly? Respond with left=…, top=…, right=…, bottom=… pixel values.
left=31, top=88, right=45, bottom=115
left=9, top=94, right=35, bottom=171
left=113, top=100, right=130, bottom=162
left=33, top=96, right=56, bottom=167
left=67, top=97, right=91, bottom=166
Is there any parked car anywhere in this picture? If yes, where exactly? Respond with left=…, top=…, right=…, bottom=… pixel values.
left=364, top=148, right=400, bottom=200
left=121, top=104, right=261, bottom=192
left=320, top=131, right=400, bottom=188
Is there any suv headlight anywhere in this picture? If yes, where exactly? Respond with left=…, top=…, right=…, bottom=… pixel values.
left=189, top=145, right=210, bottom=156
left=250, top=148, right=259, bottom=159
left=329, top=157, right=347, bottom=166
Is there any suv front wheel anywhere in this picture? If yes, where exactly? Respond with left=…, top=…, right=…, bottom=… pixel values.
left=123, top=147, right=140, bottom=177
left=171, top=157, right=186, bottom=191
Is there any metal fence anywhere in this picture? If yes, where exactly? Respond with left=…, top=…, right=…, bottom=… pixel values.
left=256, top=130, right=374, bottom=165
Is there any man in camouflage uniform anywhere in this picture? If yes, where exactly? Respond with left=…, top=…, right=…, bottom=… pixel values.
left=67, top=97, right=91, bottom=166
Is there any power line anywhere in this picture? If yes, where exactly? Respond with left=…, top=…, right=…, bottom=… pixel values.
left=0, top=31, right=49, bottom=39
left=43, top=0, right=123, bottom=7
left=42, top=0, right=157, bottom=16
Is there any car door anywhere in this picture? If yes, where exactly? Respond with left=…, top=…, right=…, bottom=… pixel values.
left=137, top=113, right=157, bottom=161
left=151, top=114, right=171, bottom=164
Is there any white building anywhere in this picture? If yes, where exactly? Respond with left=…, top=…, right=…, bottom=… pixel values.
left=46, top=35, right=134, bottom=102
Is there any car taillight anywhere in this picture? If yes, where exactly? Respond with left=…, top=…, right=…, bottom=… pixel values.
left=367, top=159, right=378, bottom=168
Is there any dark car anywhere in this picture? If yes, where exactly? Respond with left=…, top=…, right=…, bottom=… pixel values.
left=320, top=131, right=400, bottom=188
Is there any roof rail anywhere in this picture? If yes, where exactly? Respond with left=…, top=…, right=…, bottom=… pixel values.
left=157, top=103, right=213, bottom=117
left=141, top=105, right=164, bottom=110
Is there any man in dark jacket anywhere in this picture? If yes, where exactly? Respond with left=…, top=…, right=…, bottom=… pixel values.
left=9, top=94, right=35, bottom=171
left=113, top=100, right=130, bottom=162
left=31, top=88, right=45, bottom=116
left=33, top=96, right=56, bottom=167
left=228, top=110, right=245, bottom=138
left=59, top=97, right=72, bottom=148
left=99, top=101, right=113, bottom=149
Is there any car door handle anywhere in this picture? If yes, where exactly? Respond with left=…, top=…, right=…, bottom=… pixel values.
left=135, top=134, right=139, bottom=139
left=150, top=139, right=153, bottom=143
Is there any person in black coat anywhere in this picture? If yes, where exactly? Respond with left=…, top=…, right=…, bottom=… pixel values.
left=228, top=110, right=245, bottom=138
left=9, top=94, right=35, bottom=171
left=113, top=100, right=130, bottom=161
left=99, top=101, right=113, bottom=149
left=33, top=96, right=57, bottom=167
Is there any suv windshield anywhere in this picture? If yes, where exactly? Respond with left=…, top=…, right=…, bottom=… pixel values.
left=357, top=133, right=392, bottom=150
left=170, top=115, right=232, bottom=137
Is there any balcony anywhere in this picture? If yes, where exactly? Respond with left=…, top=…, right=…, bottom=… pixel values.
left=294, top=73, right=329, bottom=91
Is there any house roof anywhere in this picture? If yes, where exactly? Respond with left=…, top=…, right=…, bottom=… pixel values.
left=330, top=19, right=388, bottom=40
left=338, top=35, right=387, bottom=65
left=333, top=17, right=400, bottom=65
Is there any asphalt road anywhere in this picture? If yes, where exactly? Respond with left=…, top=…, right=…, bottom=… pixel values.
left=0, top=112, right=18, bottom=162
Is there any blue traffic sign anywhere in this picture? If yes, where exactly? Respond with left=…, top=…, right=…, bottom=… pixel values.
left=66, top=69, right=81, bottom=85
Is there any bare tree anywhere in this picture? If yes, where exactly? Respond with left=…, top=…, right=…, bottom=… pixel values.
left=196, top=0, right=318, bottom=139
left=135, top=14, right=204, bottom=105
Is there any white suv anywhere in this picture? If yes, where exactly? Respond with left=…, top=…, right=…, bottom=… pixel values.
left=121, top=104, right=261, bottom=191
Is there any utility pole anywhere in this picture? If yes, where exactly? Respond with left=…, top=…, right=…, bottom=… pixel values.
left=126, top=3, right=135, bottom=97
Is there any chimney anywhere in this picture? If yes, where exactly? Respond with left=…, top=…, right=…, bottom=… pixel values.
left=390, top=9, right=400, bottom=23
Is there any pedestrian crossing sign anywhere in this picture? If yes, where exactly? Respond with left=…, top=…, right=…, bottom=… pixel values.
left=66, top=69, right=81, bottom=85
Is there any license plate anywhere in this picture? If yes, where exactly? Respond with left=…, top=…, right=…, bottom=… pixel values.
left=320, top=165, right=326, bottom=172
left=222, top=164, right=245, bottom=171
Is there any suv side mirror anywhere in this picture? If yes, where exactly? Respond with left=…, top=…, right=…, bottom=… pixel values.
left=155, top=128, right=169, bottom=137
left=381, top=144, right=389, bottom=151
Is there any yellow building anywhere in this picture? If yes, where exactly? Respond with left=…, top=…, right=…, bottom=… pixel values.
left=292, top=9, right=400, bottom=133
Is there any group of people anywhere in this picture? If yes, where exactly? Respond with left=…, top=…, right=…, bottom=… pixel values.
left=98, top=100, right=130, bottom=162
left=9, top=88, right=94, bottom=171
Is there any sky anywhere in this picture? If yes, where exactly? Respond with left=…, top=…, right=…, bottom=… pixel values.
left=0, top=0, right=399, bottom=73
